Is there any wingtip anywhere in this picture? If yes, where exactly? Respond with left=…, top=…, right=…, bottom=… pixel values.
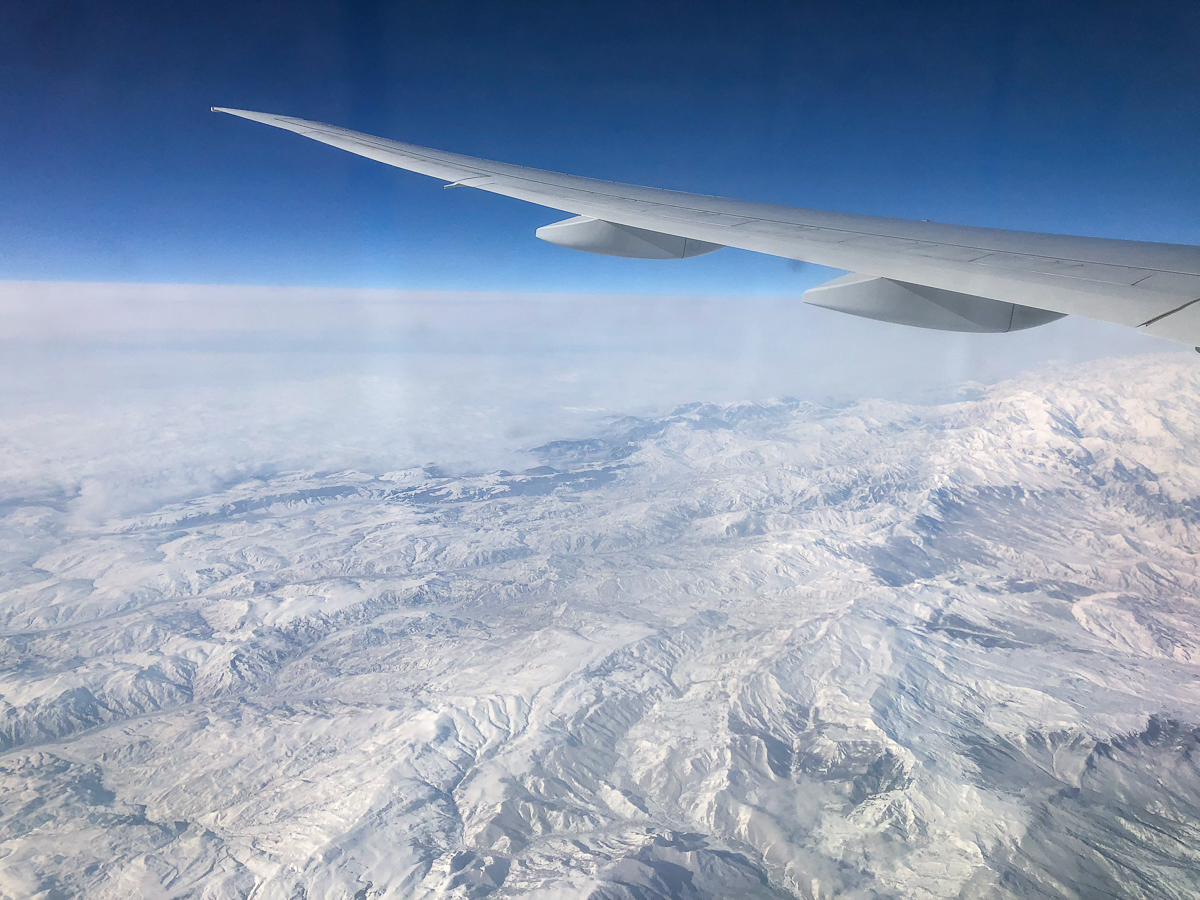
left=210, top=107, right=293, bottom=125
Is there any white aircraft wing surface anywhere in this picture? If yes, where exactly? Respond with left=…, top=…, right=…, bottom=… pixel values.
left=213, top=107, right=1200, bottom=346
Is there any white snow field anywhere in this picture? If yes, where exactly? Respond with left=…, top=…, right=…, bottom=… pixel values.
left=2, top=355, right=1200, bottom=899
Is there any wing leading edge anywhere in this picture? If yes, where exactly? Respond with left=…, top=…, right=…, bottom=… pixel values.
left=212, top=107, right=1200, bottom=347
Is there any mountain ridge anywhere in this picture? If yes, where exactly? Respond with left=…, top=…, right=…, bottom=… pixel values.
left=1, top=356, right=1199, bottom=898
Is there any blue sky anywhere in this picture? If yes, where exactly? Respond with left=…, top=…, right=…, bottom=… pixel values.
left=2, top=0, right=1197, bottom=293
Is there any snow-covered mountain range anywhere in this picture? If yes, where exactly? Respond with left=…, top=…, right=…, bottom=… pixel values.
left=2, top=355, right=1199, bottom=899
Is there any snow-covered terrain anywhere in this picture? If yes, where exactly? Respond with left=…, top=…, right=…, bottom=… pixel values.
left=2, top=355, right=1199, bottom=899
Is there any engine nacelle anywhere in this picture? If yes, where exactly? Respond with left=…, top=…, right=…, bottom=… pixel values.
left=803, top=273, right=1065, bottom=333
left=536, top=215, right=723, bottom=259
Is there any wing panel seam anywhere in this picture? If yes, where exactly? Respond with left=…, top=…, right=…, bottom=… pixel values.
left=1137, top=297, right=1200, bottom=329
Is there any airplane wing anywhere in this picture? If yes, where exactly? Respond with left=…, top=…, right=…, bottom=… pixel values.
left=213, top=107, right=1200, bottom=346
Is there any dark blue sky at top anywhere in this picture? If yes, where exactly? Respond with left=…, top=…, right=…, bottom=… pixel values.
left=1, top=0, right=1197, bottom=293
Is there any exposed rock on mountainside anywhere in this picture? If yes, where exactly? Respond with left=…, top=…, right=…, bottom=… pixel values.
left=2, top=357, right=1199, bottom=899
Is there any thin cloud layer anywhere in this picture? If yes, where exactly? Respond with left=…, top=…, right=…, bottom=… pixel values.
left=0, top=280, right=1180, bottom=522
